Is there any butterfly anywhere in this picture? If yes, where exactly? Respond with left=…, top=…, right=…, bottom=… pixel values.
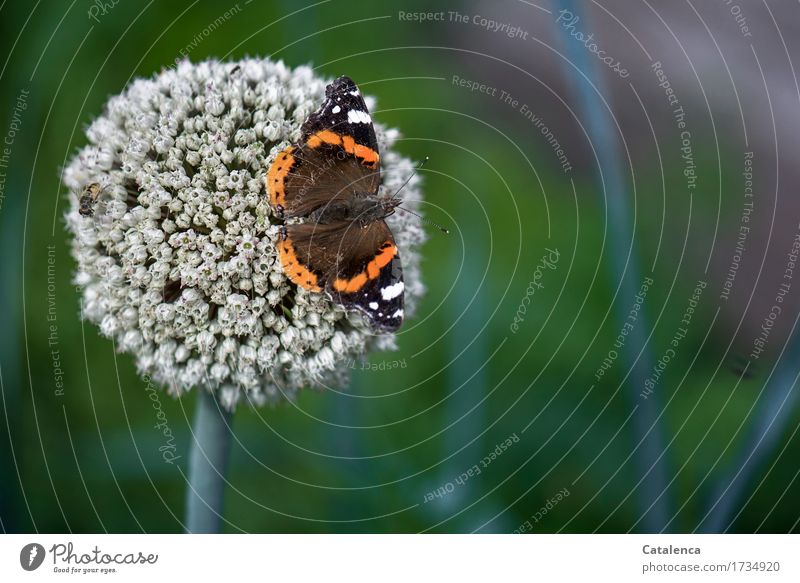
left=266, top=76, right=404, bottom=332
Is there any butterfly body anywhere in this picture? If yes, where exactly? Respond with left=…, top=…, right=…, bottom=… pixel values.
left=267, top=76, right=405, bottom=332
left=308, top=194, right=399, bottom=226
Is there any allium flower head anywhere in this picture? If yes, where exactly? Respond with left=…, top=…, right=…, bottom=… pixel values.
left=64, top=58, right=425, bottom=408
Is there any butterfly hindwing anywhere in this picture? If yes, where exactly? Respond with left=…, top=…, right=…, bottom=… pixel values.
left=280, top=220, right=404, bottom=331
left=332, top=221, right=404, bottom=332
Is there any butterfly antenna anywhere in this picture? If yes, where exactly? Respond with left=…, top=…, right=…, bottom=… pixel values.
left=397, top=206, right=449, bottom=235
left=389, top=156, right=448, bottom=234
left=391, top=156, right=429, bottom=201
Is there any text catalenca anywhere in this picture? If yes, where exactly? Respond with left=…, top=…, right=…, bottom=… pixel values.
left=642, top=545, right=700, bottom=555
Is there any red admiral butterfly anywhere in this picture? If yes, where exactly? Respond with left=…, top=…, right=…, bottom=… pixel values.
left=267, top=76, right=405, bottom=332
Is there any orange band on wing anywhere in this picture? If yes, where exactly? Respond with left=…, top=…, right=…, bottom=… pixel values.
left=353, top=143, right=379, bottom=166
left=333, top=242, right=396, bottom=293
left=307, top=131, right=379, bottom=168
left=279, top=236, right=321, bottom=292
left=306, top=130, right=342, bottom=149
left=267, top=146, right=296, bottom=207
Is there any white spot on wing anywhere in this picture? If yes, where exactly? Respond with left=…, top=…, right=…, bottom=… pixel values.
left=381, top=282, right=404, bottom=300
left=349, top=90, right=360, bottom=96
left=347, top=110, right=371, bottom=124
left=369, top=302, right=378, bottom=310
left=332, top=105, right=341, bottom=114
left=391, top=309, right=404, bottom=319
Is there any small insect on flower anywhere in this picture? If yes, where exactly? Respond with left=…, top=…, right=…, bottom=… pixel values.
left=78, top=182, right=106, bottom=217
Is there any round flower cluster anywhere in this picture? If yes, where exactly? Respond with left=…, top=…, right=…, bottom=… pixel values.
left=63, top=58, right=425, bottom=408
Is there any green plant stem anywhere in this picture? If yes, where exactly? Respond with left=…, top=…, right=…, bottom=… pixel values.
left=185, top=389, right=233, bottom=533
left=554, top=0, right=672, bottom=531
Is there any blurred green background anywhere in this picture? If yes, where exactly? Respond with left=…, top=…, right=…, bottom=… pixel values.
left=2, top=0, right=800, bottom=533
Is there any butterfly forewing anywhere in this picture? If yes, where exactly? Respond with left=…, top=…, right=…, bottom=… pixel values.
left=278, top=145, right=380, bottom=219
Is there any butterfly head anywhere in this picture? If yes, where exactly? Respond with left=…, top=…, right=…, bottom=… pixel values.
left=378, top=194, right=403, bottom=217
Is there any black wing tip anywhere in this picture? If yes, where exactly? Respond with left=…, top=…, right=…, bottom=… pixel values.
left=365, top=313, right=403, bottom=333
left=327, top=75, right=358, bottom=95
left=330, top=291, right=404, bottom=333
left=374, top=322, right=402, bottom=333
